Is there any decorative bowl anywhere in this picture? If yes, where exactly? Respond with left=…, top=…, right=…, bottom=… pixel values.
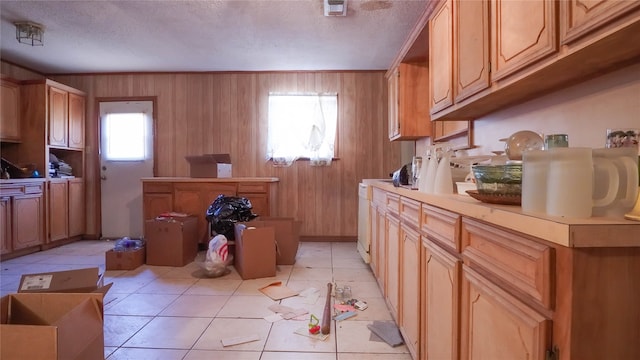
left=472, top=164, right=522, bottom=196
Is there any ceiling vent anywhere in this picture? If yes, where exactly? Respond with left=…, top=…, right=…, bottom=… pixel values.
left=324, top=0, right=348, bottom=16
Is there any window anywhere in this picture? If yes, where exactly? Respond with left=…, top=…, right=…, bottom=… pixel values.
left=102, top=112, right=148, bottom=161
left=267, top=93, right=338, bottom=166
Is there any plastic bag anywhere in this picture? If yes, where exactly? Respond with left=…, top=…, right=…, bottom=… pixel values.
left=196, top=235, right=232, bottom=278
left=113, top=237, right=144, bottom=251
left=206, top=195, right=258, bottom=239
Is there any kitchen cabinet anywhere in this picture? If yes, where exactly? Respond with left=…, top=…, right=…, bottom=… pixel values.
left=560, top=0, right=640, bottom=45
left=68, top=178, right=85, bottom=238
left=491, top=0, right=558, bottom=81
left=367, top=182, right=640, bottom=360
left=422, top=240, right=461, bottom=360
left=48, top=86, right=85, bottom=149
left=371, top=187, right=387, bottom=291
left=461, top=266, right=550, bottom=360
left=387, top=63, right=431, bottom=141
left=385, top=211, right=400, bottom=320
left=0, top=196, right=11, bottom=254
left=68, top=92, right=85, bottom=150
left=173, top=182, right=237, bottom=243
left=399, top=197, right=421, bottom=360
left=454, top=0, right=490, bottom=103
left=48, top=179, right=69, bottom=243
left=0, top=78, right=21, bottom=142
left=142, top=178, right=279, bottom=244
left=429, top=0, right=454, bottom=115
left=0, top=180, right=45, bottom=255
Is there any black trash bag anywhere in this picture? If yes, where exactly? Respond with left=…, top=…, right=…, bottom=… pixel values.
left=206, top=195, right=258, bottom=239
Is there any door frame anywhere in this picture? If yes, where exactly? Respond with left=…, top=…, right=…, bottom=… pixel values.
left=92, top=96, right=157, bottom=239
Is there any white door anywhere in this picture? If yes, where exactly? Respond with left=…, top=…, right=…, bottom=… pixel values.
left=99, top=101, right=154, bottom=239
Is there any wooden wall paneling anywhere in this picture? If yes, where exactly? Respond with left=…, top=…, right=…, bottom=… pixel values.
left=40, top=69, right=398, bottom=239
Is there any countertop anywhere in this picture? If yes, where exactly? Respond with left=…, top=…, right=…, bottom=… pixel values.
left=141, top=177, right=279, bottom=183
left=368, top=181, right=640, bottom=248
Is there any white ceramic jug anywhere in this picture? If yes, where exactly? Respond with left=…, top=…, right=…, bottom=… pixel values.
left=546, top=148, right=618, bottom=218
left=521, top=150, right=551, bottom=214
left=420, top=145, right=440, bottom=194
left=592, top=147, right=639, bottom=217
left=433, top=147, right=454, bottom=195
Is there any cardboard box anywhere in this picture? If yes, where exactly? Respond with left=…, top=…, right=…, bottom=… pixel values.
left=185, top=154, right=232, bottom=178
left=145, top=216, right=198, bottom=266
left=17, top=267, right=110, bottom=294
left=1, top=292, right=105, bottom=360
left=249, top=217, right=301, bottom=265
left=234, top=223, right=276, bottom=280
left=105, top=246, right=146, bottom=270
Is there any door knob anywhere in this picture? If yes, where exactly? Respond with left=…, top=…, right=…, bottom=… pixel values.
left=101, top=175, right=107, bottom=180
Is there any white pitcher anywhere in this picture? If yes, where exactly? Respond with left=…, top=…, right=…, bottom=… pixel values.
left=546, top=148, right=618, bottom=218
left=522, top=150, right=551, bottom=214
left=592, top=147, right=639, bottom=217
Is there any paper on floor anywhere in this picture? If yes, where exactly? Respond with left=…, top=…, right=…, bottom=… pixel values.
left=259, top=281, right=298, bottom=300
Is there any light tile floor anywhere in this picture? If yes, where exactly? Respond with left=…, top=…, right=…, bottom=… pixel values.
left=0, top=241, right=412, bottom=360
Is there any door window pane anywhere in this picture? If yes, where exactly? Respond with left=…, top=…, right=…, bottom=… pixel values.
left=103, top=112, right=146, bottom=161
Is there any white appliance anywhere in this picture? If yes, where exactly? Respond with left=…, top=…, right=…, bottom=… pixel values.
left=357, top=182, right=372, bottom=263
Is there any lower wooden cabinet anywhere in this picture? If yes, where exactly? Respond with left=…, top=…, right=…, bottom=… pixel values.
left=68, top=178, right=85, bottom=237
left=48, top=180, right=69, bottom=242
left=400, top=223, right=421, bottom=359
left=422, top=239, right=461, bottom=360
left=385, top=213, right=401, bottom=319
left=375, top=204, right=387, bottom=292
left=0, top=180, right=45, bottom=254
left=0, top=196, right=10, bottom=254
left=461, top=266, right=550, bottom=360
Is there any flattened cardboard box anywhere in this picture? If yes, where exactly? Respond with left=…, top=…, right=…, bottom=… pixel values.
left=106, top=246, right=146, bottom=270
left=234, top=223, right=276, bottom=280
left=1, top=292, right=105, bottom=360
left=250, top=217, right=301, bottom=265
left=145, top=216, right=198, bottom=266
left=185, top=153, right=232, bottom=178
left=17, top=267, right=110, bottom=294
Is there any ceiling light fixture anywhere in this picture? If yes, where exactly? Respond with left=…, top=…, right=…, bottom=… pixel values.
left=15, top=21, right=44, bottom=46
left=324, top=0, right=348, bottom=16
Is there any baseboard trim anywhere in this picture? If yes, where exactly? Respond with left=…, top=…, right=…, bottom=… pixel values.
left=301, top=236, right=357, bottom=242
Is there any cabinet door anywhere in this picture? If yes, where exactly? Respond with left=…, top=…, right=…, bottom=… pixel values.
left=454, top=0, right=490, bottom=102
left=238, top=193, right=269, bottom=217
left=48, top=180, right=69, bottom=242
left=396, top=63, right=431, bottom=140
left=561, top=0, right=640, bottom=44
left=423, top=240, right=461, bottom=360
left=376, top=206, right=387, bottom=292
left=369, top=203, right=379, bottom=277
left=400, top=224, right=421, bottom=359
left=388, top=67, right=400, bottom=139
left=0, top=79, right=21, bottom=141
left=0, top=197, right=11, bottom=254
left=461, top=266, right=550, bottom=360
left=430, top=0, right=454, bottom=114
left=491, top=0, right=558, bottom=81
left=386, top=213, right=401, bottom=319
left=143, top=193, right=173, bottom=221
left=48, top=87, right=68, bottom=147
left=13, top=194, right=44, bottom=250
left=68, top=179, right=85, bottom=237
left=68, top=93, right=85, bottom=150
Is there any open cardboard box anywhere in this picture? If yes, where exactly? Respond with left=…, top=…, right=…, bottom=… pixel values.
left=185, top=153, right=232, bottom=178
left=234, top=223, right=276, bottom=280
left=249, top=217, right=301, bottom=265
left=1, top=292, right=106, bottom=360
left=105, top=246, right=146, bottom=270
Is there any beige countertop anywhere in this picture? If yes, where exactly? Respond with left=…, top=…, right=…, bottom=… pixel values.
left=141, top=177, right=279, bottom=183
left=369, top=181, right=640, bottom=248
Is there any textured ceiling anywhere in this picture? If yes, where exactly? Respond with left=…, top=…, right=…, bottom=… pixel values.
left=0, top=0, right=429, bottom=74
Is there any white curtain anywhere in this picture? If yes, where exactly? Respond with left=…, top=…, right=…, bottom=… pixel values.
left=267, top=93, right=338, bottom=167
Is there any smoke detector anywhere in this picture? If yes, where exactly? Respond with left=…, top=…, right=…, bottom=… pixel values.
left=324, top=0, right=348, bottom=16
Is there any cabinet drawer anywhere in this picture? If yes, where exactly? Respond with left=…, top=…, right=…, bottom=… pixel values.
left=421, top=204, right=460, bottom=252
left=237, top=182, right=267, bottom=193
left=386, top=193, right=400, bottom=215
left=461, top=218, right=553, bottom=309
left=400, top=197, right=421, bottom=229
left=144, top=182, right=173, bottom=193
left=24, top=184, right=44, bottom=194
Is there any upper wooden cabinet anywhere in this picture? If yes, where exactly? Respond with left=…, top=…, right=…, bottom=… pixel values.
left=387, top=62, right=431, bottom=141
left=429, top=0, right=454, bottom=114
left=429, top=0, right=640, bottom=120
left=48, top=85, right=85, bottom=149
left=0, top=78, right=21, bottom=142
left=490, top=0, right=558, bottom=81
left=454, top=0, right=490, bottom=103
left=561, top=0, right=640, bottom=44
